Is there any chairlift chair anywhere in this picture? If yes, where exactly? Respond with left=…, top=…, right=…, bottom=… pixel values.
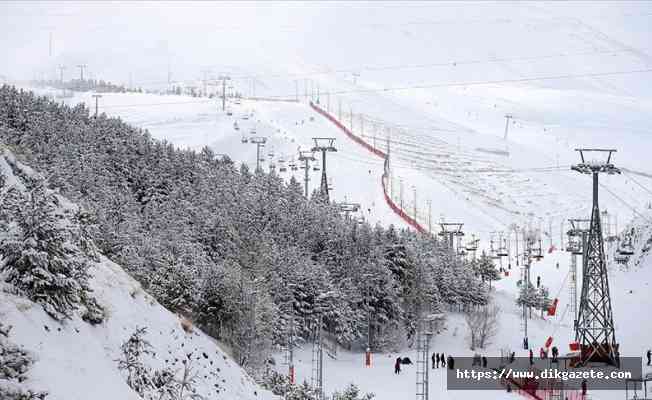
left=614, top=253, right=629, bottom=264
left=618, top=246, right=635, bottom=256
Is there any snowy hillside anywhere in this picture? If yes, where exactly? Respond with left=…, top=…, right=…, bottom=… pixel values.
left=0, top=149, right=273, bottom=400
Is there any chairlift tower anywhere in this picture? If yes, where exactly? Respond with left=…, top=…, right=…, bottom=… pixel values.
left=218, top=75, right=231, bottom=111
left=311, top=317, right=325, bottom=400
left=298, top=150, right=317, bottom=198
left=571, top=149, right=620, bottom=367
left=311, top=138, right=337, bottom=202
left=249, top=137, right=267, bottom=173
left=521, top=227, right=544, bottom=349
left=567, top=219, right=590, bottom=328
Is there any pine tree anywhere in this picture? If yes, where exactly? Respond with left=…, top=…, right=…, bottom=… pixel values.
left=0, top=181, right=98, bottom=321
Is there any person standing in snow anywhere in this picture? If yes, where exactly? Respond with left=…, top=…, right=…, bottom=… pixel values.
left=433, top=353, right=438, bottom=369
left=537, top=276, right=541, bottom=288
left=441, top=353, right=446, bottom=368
left=395, top=357, right=402, bottom=374
left=482, top=356, right=488, bottom=368
left=551, top=346, right=559, bottom=363
left=529, top=349, right=534, bottom=365
left=647, top=349, right=651, bottom=366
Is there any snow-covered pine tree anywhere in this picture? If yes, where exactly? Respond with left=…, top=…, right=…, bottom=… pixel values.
left=0, top=180, right=100, bottom=321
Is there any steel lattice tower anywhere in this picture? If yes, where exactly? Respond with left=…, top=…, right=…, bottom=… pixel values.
left=311, top=138, right=337, bottom=202
left=572, top=149, right=620, bottom=366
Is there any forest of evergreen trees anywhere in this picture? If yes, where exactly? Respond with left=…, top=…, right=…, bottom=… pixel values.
left=0, top=85, right=491, bottom=375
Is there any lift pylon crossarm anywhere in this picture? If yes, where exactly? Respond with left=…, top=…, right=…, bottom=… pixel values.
left=311, top=137, right=337, bottom=152
left=571, top=149, right=621, bottom=174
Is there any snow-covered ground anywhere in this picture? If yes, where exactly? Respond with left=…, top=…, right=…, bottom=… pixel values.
left=0, top=150, right=275, bottom=400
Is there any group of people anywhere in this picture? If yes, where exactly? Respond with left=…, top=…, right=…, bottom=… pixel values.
left=527, top=345, right=559, bottom=365
left=393, top=353, right=456, bottom=374
left=431, top=352, right=447, bottom=369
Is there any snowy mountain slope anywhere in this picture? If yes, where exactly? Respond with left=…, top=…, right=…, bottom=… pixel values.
left=0, top=149, right=275, bottom=400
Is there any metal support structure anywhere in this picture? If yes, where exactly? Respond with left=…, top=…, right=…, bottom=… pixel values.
left=76, top=64, right=87, bottom=81
left=572, top=149, right=620, bottom=367
left=521, top=228, right=544, bottom=348
left=438, top=223, right=464, bottom=253
left=298, top=150, right=316, bottom=198
left=567, top=218, right=589, bottom=327
left=311, top=138, right=337, bottom=202
left=218, top=75, right=231, bottom=111
left=504, top=114, right=513, bottom=140
left=92, top=94, right=102, bottom=117
left=249, top=137, right=267, bottom=173
left=311, top=317, right=324, bottom=400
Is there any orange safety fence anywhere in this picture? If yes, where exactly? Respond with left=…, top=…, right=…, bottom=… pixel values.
left=310, top=102, right=429, bottom=234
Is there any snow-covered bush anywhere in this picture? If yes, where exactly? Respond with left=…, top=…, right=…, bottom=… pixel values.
left=331, top=383, right=375, bottom=400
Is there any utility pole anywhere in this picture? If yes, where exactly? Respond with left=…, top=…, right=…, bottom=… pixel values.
left=218, top=75, right=231, bottom=111
left=92, top=94, right=102, bottom=117
left=311, top=138, right=337, bottom=202
left=572, top=148, right=620, bottom=367
left=249, top=137, right=267, bottom=173
left=298, top=150, right=316, bottom=198
left=77, top=64, right=87, bottom=81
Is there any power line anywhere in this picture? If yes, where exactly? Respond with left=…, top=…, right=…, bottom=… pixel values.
left=80, top=67, right=652, bottom=112
left=128, top=48, right=642, bottom=86
left=261, top=68, right=652, bottom=99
